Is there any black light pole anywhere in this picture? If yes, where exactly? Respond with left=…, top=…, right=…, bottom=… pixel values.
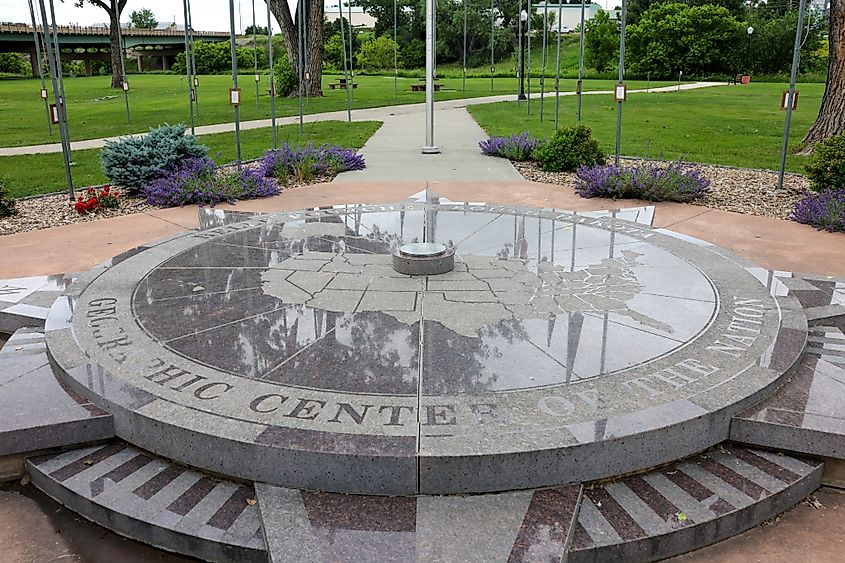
left=518, top=9, right=527, bottom=100
left=182, top=0, right=195, bottom=134
left=229, top=0, right=242, bottom=169
left=267, top=0, right=276, bottom=148
left=38, top=0, right=73, bottom=200
left=745, top=26, right=753, bottom=75
left=27, top=0, right=51, bottom=134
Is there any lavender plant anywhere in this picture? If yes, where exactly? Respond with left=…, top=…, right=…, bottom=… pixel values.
left=261, top=144, right=365, bottom=185
left=142, top=157, right=279, bottom=207
left=575, top=162, right=711, bottom=203
left=478, top=132, right=539, bottom=161
left=790, top=188, right=845, bottom=232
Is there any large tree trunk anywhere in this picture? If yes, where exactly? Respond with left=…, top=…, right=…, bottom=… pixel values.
left=108, top=10, right=123, bottom=88
left=306, top=0, right=324, bottom=97
left=268, top=0, right=323, bottom=97
left=802, top=0, right=844, bottom=150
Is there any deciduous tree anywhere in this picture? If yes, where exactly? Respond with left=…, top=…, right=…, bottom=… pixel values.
left=267, top=0, right=324, bottom=97
left=72, top=0, right=127, bottom=88
left=129, top=7, right=157, bottom=29
left=803, top=0, right=844, bottom=148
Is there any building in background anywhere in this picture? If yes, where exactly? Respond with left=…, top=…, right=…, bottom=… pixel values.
left=532, top=2, right=603, bottom=31
left=324, top=7, right=377, bottom=30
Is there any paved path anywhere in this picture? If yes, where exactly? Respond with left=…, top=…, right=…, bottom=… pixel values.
left=2, top=180, right=843, bottom=279
left=333, top=106, right=524, bottom=182
left=0, top=82, right=722, bottom=157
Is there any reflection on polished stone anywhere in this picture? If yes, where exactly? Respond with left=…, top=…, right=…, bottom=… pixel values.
left=135, top=204, right=718, bottom=393
left=50, top=199, right=809, bottom=494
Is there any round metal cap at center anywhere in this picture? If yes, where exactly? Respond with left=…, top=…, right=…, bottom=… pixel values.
left=399, top=242, right=447, bottom=258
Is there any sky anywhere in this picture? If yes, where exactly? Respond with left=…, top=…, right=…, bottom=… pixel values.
left=1, top=0, right=616, bottom=33
left=0, top=0, right=291, bottom=33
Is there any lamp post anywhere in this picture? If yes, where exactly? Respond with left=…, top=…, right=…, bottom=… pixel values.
left=745, top=26, right=753, bottom=75
left=518, top=9, right=528, bottom=100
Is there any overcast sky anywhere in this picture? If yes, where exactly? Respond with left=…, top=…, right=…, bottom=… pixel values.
left=0, top=1, right=292, bottom=33
left=1, top=0, right=614, bottom=33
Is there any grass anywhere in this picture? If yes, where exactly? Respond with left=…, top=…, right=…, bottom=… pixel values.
left=0, top=73, right=675, bottom=148
left=468, top=82, right=824, bottom=173
left=0, top=120, right=381, bottom=199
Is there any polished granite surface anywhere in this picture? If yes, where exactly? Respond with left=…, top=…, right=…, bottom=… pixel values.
left=43, top=195, right=809, bottom=493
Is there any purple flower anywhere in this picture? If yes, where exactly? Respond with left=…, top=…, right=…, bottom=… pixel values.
left=479, top=132, right=538, bottom=161
left=142, top=157, right=280, bottom=208
left=790, top=188, right=845, bottom=232
left=575, top=162, right=710, bottom=203
left=260, top=144, right=365, bottom=181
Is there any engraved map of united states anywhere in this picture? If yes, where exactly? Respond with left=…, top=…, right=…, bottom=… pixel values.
left=261, top=246, right=673, bottom=338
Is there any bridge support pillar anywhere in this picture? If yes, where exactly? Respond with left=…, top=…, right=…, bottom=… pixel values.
left=84, top=59, right=93, bottom=77
left=136, top=56, right=143, bottom=72
left=29, top=51, right=39, bottom=78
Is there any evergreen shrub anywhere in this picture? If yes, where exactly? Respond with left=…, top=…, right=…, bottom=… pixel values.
left=100, top=124, right=209, bottom=192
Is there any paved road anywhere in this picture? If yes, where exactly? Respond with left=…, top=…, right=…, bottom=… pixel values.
left=0, top=82, right=722, bottom=157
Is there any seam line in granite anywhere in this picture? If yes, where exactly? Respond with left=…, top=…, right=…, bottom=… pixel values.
left=562, top=484, right=586, bottom=563
left=656, top=208, right=713, bottom=230
left=142, top=210, right=198, bottom=231
left=415, top=184, right=429, bottom=491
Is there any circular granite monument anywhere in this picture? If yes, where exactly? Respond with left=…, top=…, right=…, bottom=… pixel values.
left=45, top=200, right=807, bottom=495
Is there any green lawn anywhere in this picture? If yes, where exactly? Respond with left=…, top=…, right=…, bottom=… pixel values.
left=468, top=82, right=824, bottom=172
left=0, top=73, right=673, bottom=148
left=1, top=120, right=381, bottom=199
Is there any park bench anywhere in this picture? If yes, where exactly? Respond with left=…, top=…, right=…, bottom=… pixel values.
left=411, top=82, right=442, bottom=92
left=328, top=80, right=358, bottom=90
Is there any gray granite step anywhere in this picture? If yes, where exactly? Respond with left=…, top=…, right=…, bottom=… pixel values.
left=568, top=444, right=822, bottom=563
left=0, top=274, right=71, bottom=333
left=0, top=328, right=113, bottom=457
left=255, top=481, right=583, bottom=563
left=731, top=326, right=845, bottom=459
left=26, top=442, right=266, bottom=563
left=25, top=441, right=821, bottom=562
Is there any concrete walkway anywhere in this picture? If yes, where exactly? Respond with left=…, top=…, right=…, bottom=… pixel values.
left=0, top=82, right=722, bottom=157
left=2, top=180, right=843, bottom=279
left=333, top=107, right=524, bottom=182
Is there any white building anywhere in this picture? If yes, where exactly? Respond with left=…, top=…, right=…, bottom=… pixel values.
left=324, top=7, right=377, bottom=30
left=532, top=3, right=603, bottom=31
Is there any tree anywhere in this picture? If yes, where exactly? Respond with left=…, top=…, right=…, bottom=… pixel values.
left=745, top=11, right=825, bottom=75
left=355, top=0, right=516, bottom=68
left=268, top=0, right=324, bottom=97
left=803, top=0, right=844, bottom=148
left=73, top=0, right=128, bottom=88
left=129, top=8, right=157, bottom=29
left=244, top=25, right=269, bottom=35
left=356, top=35, right=398, bottom=69
left=624, top=0, right=746, bottom=25
left=0, top=53, right=29, bottom=75
left=627, top=3, right=741, bottom=78
left=585, top=9, right=618, bottom=73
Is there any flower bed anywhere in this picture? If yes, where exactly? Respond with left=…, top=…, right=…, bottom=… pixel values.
left=791, top=189, right=845, bottom=232
left=478, top=133, right=538, bottom=162
left=575, top=162, right=710, bottom=203
left=260, top=144, right=365, bottom=184
left=143, top=158, right=279, bottom=207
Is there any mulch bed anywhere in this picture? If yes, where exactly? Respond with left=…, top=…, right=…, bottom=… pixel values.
left=513, top=159, right=809, bottom=220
